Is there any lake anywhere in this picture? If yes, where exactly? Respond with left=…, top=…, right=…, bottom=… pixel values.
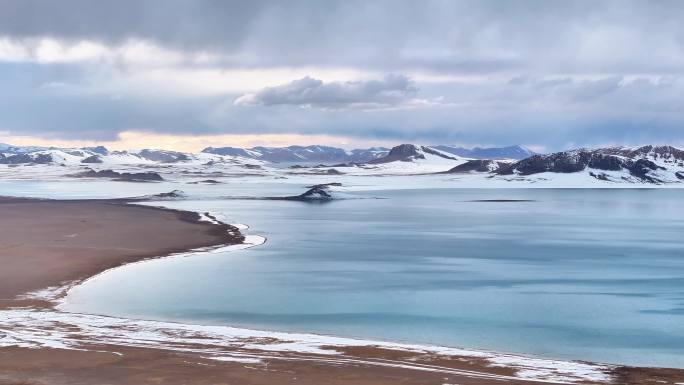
left=46, top=187, right=684, bottom=368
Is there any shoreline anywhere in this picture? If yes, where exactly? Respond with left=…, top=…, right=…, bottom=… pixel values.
left=0, top=196, right=244, bottom=309
left=1, top=197, right=683, bottom=384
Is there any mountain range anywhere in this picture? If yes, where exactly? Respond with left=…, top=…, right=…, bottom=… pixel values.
left=201, top=145, right=390, bottom=164
left=0, top=145, right=193, bottom=165
left=0, top=143, right=536, bottom=165
left=201, top=144, right=534, bottom=163
left=1, top=142, right=683, bottom=185
left=495, top=145, right=684, bottom=183
left=430, top=145, right=535, bottom=160
left=439, top=144, right=684, bottom=184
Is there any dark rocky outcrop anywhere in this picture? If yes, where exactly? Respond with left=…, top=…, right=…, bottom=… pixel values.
left=287, top=168, right=346, bottom=175
left=602, top=145, right=684, bottom=162
left=195, top=179, right=222, bottom=184
left=0, top=153, right=53, bottom=164
left=498, top=152, right=590, bottom=175
left=127, top=190, right=187, bottom=201
left=628, top=159, right=665, bottom=183
left=297, top=185, right=334, bottom=200
left=368, top=144, right=425, bottom=164
left=587, top=154, right=624, bottom=171
left=498, top=149, right=666, bottom=182
left=444, top=159, right=505, bottom=173
left=73, top=169, right=164, bottom=182
left=241, top=164, right=262, bottom=169
left=138, top=149, right=190, bottom=163
left=266, top=183, right=342, bottom=202
left=589, top=172, right=610, bottom=181
left=148, top=190, right=186, bottom=199
left=323, top=168, right=344, bottom=175
left=81, top=155, right=103, bottom=164
left=82, top=146, right=109, bottom=155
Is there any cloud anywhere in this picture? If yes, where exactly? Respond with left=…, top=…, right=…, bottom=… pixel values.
left=0, top=1, right=683, bottom=74
left=0, top=37, right=215, bottom=66
left=216, top=75, right=684, bottom=149
left=1, top=59, right=683, bottom=150
left=234, top=75, right=423, bottom=109
left=0, top=1, right=683, bottom=150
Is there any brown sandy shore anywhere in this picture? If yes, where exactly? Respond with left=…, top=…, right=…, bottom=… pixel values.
left=0, top=198, right=682, bottom=385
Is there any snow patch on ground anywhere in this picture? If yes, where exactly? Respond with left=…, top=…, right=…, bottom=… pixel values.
left=15, top=282, right=78, bottom=302
left=0, top=307, right=613, bottom=384
left=204, top=355, right=263, bottom=364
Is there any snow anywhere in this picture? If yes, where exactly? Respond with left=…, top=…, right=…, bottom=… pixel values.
left=16, top=282, right=78, bottom=302
left=0, top=307, right=613, bottom=383
left=422, top=146, right=465, bottom=160
left=205, top=356, right=263, bottom=364
left=1, top=142, right=683, bottom=187
left=359, top=153, right=466, bottom=175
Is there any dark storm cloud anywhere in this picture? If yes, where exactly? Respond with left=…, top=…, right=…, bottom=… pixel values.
left=234, top=75, right=419, bottom=109
left=1, top=0, right=683, bottom=73
left=1, top=0, right=684, bottom=149
left=0, top=0, right=259, bottom=50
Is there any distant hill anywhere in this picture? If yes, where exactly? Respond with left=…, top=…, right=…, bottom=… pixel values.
left=1, top=142, right=684, bottom=185
left=203, top=145, right=389, bottom=164
left=0, top=146, right=196, bottom=166
left=430, top=145, right=535, bottom=160
left=368, top=144, right=461, bottom=164
left=497, top=145, right=684, bottom=183
left=202, top=144, right=533, bottom=163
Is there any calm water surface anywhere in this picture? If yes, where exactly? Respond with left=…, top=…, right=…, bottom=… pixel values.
left=54, top=187, right=684, bottom=367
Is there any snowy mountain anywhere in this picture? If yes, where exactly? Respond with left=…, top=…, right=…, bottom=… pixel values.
left=202, top=145, right=389, bottom=164
left=0, top=144, right=270, bottom=182
left=444, top=159, right=509, bottom=173
left=368, top=144, right=461, bottom=164
left=0, top=143, right=49, bottom=154
left=0, top=152, right=54, bottom=164
left=202, top=144, right=532, bottom=163
left=497, top=145, right=684, bottom=183
left=1, top=142, right=683, bottom=186
left=431, top=145, right=535, bottom=160
left=358, top=144, right=684, bottom=184
left=0, top=146, right=222, bottom=166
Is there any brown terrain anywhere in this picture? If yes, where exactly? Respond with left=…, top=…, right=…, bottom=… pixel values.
left=0, top=198, right=683, bottom=385
left=0, top=198, right=240, bottom=307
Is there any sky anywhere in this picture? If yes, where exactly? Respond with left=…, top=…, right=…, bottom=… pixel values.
left=0, top=0, right=683, bottom=152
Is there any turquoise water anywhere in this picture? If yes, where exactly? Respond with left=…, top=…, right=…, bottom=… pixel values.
left=55, top=188, right=684, bottom=368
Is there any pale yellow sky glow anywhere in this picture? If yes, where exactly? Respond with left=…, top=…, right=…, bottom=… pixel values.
left=0, top=131, right=394, bottom=152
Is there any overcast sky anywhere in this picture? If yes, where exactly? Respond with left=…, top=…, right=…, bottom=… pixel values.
left=0, top=0, right=683, bottom=151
